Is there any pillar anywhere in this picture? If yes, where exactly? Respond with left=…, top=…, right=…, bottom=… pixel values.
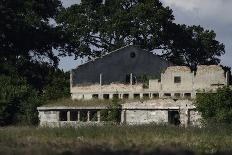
left=57, top=111, right=60, bottom=121
left=100, top=73, right=102, bottom=86
left=121, top=110, right=126, bottom=124
left=97, top=111, right=101, bottom=122
left=77, top=111, right=80, bottom=122
left=87, top=111, right=90, bottom=122
left=67, top=111, right=70, bottom=121
left=130, top=73, right=133, bottom=85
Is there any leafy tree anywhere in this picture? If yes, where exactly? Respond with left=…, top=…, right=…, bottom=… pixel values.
left=56, top=0, right=225, bottom=68
left=0, top=0, right=68, bottom=66
left=163, top=24, right=225, bottom=69
left=195, top=87, right=232, bottom=124
left=0, top=74, right=43, bottom=125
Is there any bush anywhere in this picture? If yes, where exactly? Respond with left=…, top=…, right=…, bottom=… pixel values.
left=0, top=75, right=44, bottom=125
left=195, top=87, right=232, bottom=124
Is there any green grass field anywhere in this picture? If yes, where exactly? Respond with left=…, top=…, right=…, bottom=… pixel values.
left=0, top=125, right=232, bottom=155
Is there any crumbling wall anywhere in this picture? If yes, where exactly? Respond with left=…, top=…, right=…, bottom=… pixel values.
left=160, top=66, right=194, bottom=92
left=194, top=65, right=227, bottom=91
left=125, top=110, right=168, bottom=124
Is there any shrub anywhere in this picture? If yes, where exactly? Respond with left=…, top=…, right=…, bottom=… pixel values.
left=195, top=87, right=232, bottom=124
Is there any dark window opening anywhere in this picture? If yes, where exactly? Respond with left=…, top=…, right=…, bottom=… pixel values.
left=80, top=111, right=88, bottom=122
left=168, top=111, right=180, bottom=125
left=174, top=93, right=181, bottom=98
left=152, top=93, right=159, bottom=98
left=164, top=93, right=171, bottom=97
left=123, top=94, right=129, bottom=99
left=184, top=93, right=191, bottom=98
left=92, top=94, right=99, bottom=99
left=59, top=111, right=67, bottom=121
left=113, top=94, right=119, bottom=99
left=174, top=76, right=181, bottom=83
left=70, top=111, right=78, bottom=121
left=134, top=94, right=140, bottom=99
left=103, top=94, right=109, bottom=99
left=90, top=111, right=98, bottom=121
left=130, top=52, right=136, bottom=58
left=143, top=93, right=149, bottom=99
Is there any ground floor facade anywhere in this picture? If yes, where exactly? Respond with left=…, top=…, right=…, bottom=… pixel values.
left=37, top=99, right=201, bottom=127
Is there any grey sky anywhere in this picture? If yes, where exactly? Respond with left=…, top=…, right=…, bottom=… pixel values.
left=59, top=0, right=232, bottom=71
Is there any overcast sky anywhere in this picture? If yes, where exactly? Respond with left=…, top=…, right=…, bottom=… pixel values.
left=59, top=0, right=232, bottom=71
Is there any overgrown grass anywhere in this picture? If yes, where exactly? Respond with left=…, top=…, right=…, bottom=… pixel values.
left=0, top=125, right=232, bottom=155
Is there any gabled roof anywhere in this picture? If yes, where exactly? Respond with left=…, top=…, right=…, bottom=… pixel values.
left=74, top=45, right=171, bottom=70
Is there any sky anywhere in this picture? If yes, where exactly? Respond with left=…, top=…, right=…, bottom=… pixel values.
left=59, top=0, right=232, bottom=71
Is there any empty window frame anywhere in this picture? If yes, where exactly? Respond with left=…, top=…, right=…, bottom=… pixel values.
left=80, top=110, right=88, bottom=122
left=152, top=93, right=159, bottom=98
left=143, top=93, right=149, bottom=99
left=70, top=111, right=78, bottom=121
left=133, top=94, right=140, bottom=99
left=59, top=111, right=67, bottom=121
left=123, top=94, right=129, bottom=99
left=184, top=93, right=191, bottom=98
left=89, top=111, right=98, bottom=122
left=113, top=94, right=119, bottom=99
left=92, top=94, right=99, bottom=99
left=103, top=94, right=110, bottom=99
left=164, top=93, right=171, bottom=97
left=174, top=93, right=181, bottom=98
left=174, top=76, right=181, bottom=83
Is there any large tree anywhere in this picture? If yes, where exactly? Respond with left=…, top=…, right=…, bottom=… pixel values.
left=0, top=0, right=67, bottom=66
left=57, top=0, right=225, bottom=69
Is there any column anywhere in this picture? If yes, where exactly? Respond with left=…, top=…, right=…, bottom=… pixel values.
left=100, top=73, right=102, bottom=86
left=67, top=111, right=70, bottom=121
left=97, top=111, right=101, bottom=122
left=57, top=111, right=60, bottom=121
left=130, top=73, right=133, bottom=85
left=77, top=111, right=80, bottom=122
left=87, top=111, right=90, bottom=122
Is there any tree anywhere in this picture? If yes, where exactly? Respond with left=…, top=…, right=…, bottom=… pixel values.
left=56, top=0, right=225, bottom=67
left=56, top=0, right=174, bottom=58
left=195, top=87, right=232, bottom=124
left=0, top=0, right=68, bottom=66
left=0, top=74, right=43, bottom=125
left=163, top=24, right=225, bottom=69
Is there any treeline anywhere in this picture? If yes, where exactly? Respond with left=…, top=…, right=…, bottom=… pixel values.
left=0, top=0, right=230, bottom=125
left=0, top=61, right=69, bottom=125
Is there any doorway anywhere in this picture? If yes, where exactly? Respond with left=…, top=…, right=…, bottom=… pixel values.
left=168, top=110, right=180, bottom=125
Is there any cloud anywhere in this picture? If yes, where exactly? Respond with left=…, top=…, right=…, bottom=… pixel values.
left=161, top=0, right=232, bottom=24
left=161, top=0, right=232, bottom=68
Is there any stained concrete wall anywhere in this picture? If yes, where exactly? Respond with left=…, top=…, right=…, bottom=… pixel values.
left=38, top=99, right=201, bottom=127
left=71, top=45, right=171, bottom=86
left=71, top=65, right=228, bottom=100
left=124, top=110, right=168, bottom=124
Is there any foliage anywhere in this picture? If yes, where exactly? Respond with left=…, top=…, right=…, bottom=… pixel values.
left=0, top=62, right=69, bottom=126
left=0, top=74, right=43, bottom=125
left=100, top=98, right=121, bottom=122
left=195, top=87, right=232, bottom=124
left=0, top=0, right=67, bottom=66
left=57, top=0, right=225, bottom=68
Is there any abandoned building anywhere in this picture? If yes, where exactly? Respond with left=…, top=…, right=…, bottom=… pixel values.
left=37, top=45, right=230, bottom=127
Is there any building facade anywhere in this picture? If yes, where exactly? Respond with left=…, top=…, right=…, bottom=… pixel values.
left=38, top=46, right=230, bottom=127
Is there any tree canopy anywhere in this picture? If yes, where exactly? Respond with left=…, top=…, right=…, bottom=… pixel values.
left=57, top=0, right=225, bottom=69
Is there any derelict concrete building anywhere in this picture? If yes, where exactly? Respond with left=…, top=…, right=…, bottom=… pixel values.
left=38, top=46, right=230, bottom=127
